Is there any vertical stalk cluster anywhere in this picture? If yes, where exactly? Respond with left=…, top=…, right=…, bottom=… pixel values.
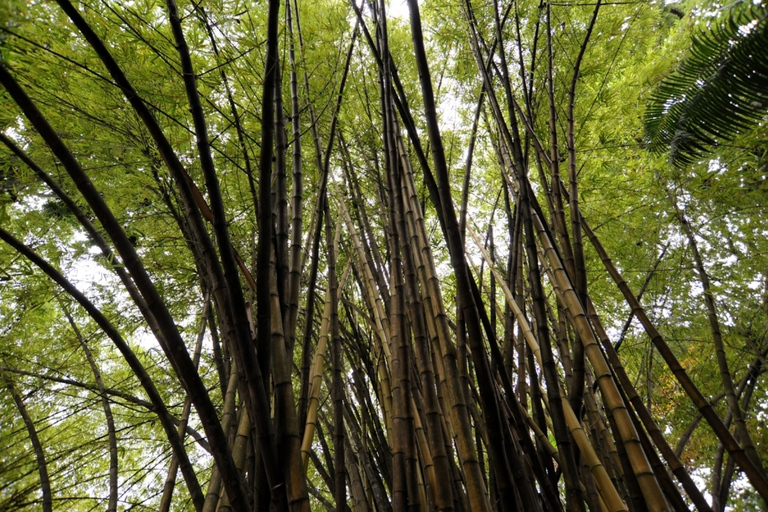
left=1, top=1, right=767, bottom=511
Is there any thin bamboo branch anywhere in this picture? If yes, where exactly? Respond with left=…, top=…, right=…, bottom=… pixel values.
left=665, top=186, right=763, bottom=473
left=64, top=311, right=119, bottom=512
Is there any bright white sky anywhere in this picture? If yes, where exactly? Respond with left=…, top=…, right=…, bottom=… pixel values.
left=387, top=0, right=410, bottom=20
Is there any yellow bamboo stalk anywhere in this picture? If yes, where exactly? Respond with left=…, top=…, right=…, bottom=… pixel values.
left=585, top=385, right=624, bottom=480
left=412, top=395, right=437, bottom=511
left=334, top=185, right=393, bottom=355
left=217, top=408, right=251, bottom=512
left=202, top=367, right=239, bottom=512
left=301, top=256, right=352, bottom=470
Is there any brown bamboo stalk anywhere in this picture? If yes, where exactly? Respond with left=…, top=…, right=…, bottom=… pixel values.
left=298, top=188, right=325, bottom=432
left=399, top=162, right=470, bottom=509
left=336, top=193, right=395, bottom=437
left=403, top=0, right=527, bottom=500
left=583, top=387, right=624, bottom=485
left=714, top=375, right=760, bottom=511
left=267, top=241, right=310, bottom=512
left=274, top=48, right=290, bottom=325
left=340, top=136, right=393, bottom=313
left=345, top=371, right=394, bottom=512
left=379, top=7, right=417, bottom=503
left=284, top=0, right=304, bottom=354
left=324, top=203, right=347, bottom=512
left=345, top=428, right=372, bottom=512
left=666, top=189, right=763, bottom=473
left=253, top=0, right=289, bottom=504
left=191, top=4, right=259, bottom=286
left=218, top=408, right=253, bottom=512
left=618, top=384, right=689, bottom=512
left=463, top=14, right=585, bottom=508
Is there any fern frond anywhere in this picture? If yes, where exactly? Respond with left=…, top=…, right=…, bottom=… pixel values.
left=645, top=3, right=768, bottom=167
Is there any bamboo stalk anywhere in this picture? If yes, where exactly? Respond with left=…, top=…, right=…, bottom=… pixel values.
left=400, top=136, right=492, bottom=512
left=586, top=297, right=714, bottom=511
left=284, top=0, right=304, bottom=355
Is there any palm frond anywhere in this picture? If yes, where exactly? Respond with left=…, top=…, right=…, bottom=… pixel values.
left=645, top=3, right=768, bottom=167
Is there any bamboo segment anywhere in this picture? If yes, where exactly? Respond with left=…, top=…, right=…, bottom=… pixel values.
left=466, top=222, right=627, bottom=512
left=562, top=400, right=626, bottom=512
left=584, top=388, right=624, bottom=481
left=203, top=369, right=240, bottom=512
left=400, top=148, right=492, bottom=512
left=412, top=395, right=437, bottom=509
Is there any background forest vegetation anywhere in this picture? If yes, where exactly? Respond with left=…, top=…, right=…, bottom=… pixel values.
left=0, top=0, right=766, bottom=511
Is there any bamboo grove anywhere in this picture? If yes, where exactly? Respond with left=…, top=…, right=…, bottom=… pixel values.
left=0, top=0, right=767, bottom=511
